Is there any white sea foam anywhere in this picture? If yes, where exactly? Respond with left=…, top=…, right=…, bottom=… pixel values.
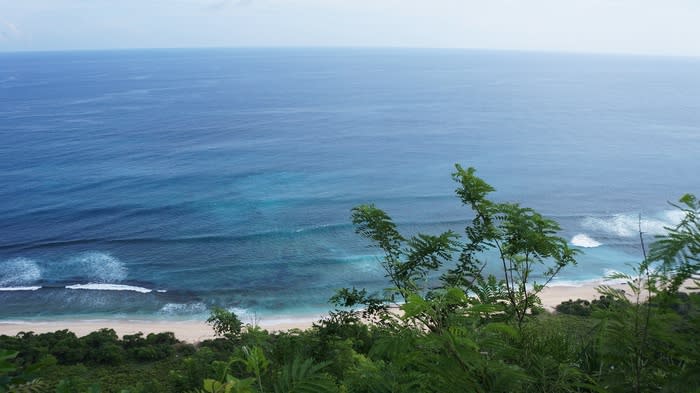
left=582, top=210, right=684, bottom=238
left=159, top=302, right=208, bottom=315
left=547, top=268, right=630, bottom=288
left=549, top=277, right=626, bottom=288
left=227, top=307, right=251, bottom=317
left=548, top=279, right=592, bottom=288
left=571, top=233, right=602, bottom=248
left=68, top=252, right=127, bottom=282
left=65, top=283, right=152, bottom=293
left=227, top=307, right=262, bottom=325
left=0, top=257, right=42, bottom=287
left=0, top=286, right=42, bottom=291
left=161, top=304, right=256, bottom=322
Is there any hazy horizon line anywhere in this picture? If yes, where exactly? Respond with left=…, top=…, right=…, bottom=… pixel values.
left=1, top=45, right=699, bottom=60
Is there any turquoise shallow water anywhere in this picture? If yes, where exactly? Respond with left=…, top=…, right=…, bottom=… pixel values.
left=1, top=48, right=699, bottom=319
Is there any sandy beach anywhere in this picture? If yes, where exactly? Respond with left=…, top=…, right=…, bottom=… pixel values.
left=539, top=281, right=631, bottom=310
left=0, top=315, right=320, bottom=343
left=0, top=281, right=628, bottom=342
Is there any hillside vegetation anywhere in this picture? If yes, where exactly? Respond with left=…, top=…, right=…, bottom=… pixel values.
left=2, top=166, right=699, bottom=393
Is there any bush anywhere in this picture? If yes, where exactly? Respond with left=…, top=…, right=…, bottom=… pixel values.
left=83, top=329, right=125, bottom=364
left=555, top=299, right=592, bottom=316
left=51, top=336, right=87, bottom=364
left=206, top=308, right=242, bottom=339
left=123, top=332, right=178, bottom=361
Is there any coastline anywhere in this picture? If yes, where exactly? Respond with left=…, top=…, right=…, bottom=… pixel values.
left=0, top=281, right=628, bottom=342
left=0, top=315, right=320, bottom=343
left=539, top=281, right=630, bottom=310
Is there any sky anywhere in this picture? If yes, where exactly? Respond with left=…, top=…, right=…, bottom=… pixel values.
left=1, top=0, right=700, bottom=56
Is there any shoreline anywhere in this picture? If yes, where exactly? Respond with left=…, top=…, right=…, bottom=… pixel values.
left=0, top=315, right=321, bottom=343
left=0, top=281, right=629, bottom=342
left=539, top=281, right=630, bottom=310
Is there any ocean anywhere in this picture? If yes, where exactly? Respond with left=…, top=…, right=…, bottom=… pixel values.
left=1, top=48, right=699, bottom=321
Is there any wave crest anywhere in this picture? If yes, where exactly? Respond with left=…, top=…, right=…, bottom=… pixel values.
left=582, top=210, right=683, bottom=238
left=65, top=283, right=152, bottom=293
left=0, top=258, right=42, bottom=287
left=571, top=234, right=602, bottom=248
left=0, top=286, right=42, bottom=291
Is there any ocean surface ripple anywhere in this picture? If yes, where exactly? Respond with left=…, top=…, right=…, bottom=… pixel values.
left=1, top=48, right=699, bottom=318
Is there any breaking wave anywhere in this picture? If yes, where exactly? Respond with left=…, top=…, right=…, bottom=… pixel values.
left=581, top=210, right=684, bottom=238
left=0, top=286, right=42, bottom=291
left=67, top=252, right=127, bottom=282
left=65, top=283, right=153, bottom=293
left=571, top=234, right=602, bottom=248
left=0, top=257, right=42, bottom=287
left=158, top=302, right=208, bottom=315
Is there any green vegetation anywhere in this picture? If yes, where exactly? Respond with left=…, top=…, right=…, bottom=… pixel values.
left=1, top=166, right=698, bottom=392
left=207, top=308, right=243, bottom=340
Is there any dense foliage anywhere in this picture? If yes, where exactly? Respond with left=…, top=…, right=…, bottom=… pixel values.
left=1, top=167, right=698, bottom=393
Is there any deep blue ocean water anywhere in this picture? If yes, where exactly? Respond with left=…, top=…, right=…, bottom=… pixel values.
left=1, top=48, right=699, bottom=321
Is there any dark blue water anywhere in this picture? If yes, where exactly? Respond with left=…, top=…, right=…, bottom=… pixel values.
left=1, top=48, right=699, bottom=320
